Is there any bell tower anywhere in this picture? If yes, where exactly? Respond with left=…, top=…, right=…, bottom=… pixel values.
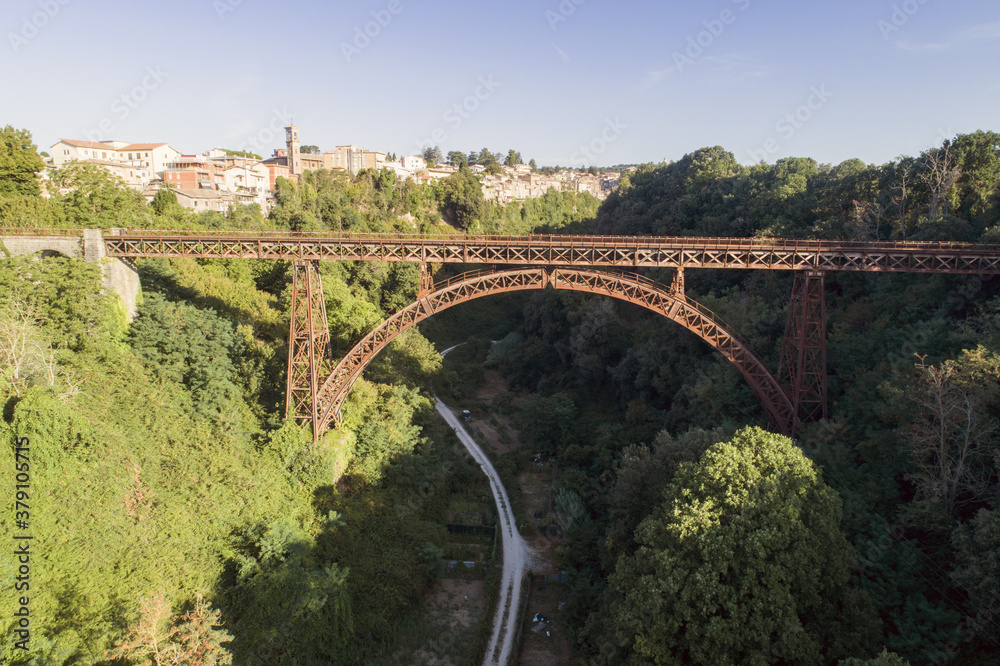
left=285, top=124, right=301, bottom=176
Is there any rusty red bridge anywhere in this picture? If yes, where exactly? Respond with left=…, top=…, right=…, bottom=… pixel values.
left=10, top=228, right=1000, bottom=439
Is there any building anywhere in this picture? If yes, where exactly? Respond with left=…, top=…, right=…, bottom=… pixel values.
left=260, top=158, right=292, bottom=190
left=80, top=159, right=152, bottom=189
left=51, top=139, right=119, bottom=166
left=163, top=155, right=221, bottom=190
left=172, top=188, right=237, bottom=213
left=285, top=125, right=301, bottom=176
left=323, top=145, right=386, bottom=176
left=50, top=139, right=180, bottom=180
left=111, top=143, right=178, bottom=179
left=221, top=162, right=270, bottom=209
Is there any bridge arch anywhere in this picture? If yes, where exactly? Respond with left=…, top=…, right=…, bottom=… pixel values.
left=314, top=266, right=795, bottom=435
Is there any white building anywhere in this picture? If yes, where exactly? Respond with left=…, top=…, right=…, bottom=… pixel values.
left=221, top=162, right=270, bottom=209
left=51, top=139, right=120, bottom=166
left=50, top=139, right=180, bottom=181
left=401, top=154, right=426, bottom=171
left=81, top=159, right=152, bottom=188
left=173, top=188, right=238, bottom=213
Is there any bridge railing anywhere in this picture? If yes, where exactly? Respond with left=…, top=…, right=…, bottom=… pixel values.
left=108, top=229, right=1000, bottom=253
left=4, top=227, right=1000, bottom=254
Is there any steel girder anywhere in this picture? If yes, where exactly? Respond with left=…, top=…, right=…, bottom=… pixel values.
left=285, top=261, right=333, bottom=441
left=97, top=230, right=1000, bottom=275
left=778, top=272, right=828, bottom=432
left=309, top=266, right=795, bottom=437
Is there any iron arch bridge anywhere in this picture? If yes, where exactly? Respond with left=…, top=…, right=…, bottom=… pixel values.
left=288, top=263, right=804, bottom=439
left=7, top=228, right=1000, bottom=439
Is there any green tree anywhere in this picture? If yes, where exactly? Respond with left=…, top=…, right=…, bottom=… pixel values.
left=504, top=149, right=522, bottom=167
left=437, top=166, right=485, bottom=230
left=447, top=150, right=468, bottom=168
left=951, top=508, right=1000, bottom=639
left=840, top=649, right=910, bottom=665
left=422, top=146, right=443, bottom=165
left=152, top=187, right=179, bottom=216
left=53, top=162, right=153, bottom=227
left=228, top=518, right=353, bottom=664
left=0, top=126, right=45, bottom=196
left=128, top=293, right=240, bottom=421
left=529, top=158, right=537, bottom=170
left=610, top=427, right=864, bottom=665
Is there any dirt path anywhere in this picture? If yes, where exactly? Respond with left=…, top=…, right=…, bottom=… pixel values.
left=435, top=398, right=529, bottom=666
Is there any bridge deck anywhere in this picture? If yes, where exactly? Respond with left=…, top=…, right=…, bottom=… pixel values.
left=6, top=228, right=1000, bottom=274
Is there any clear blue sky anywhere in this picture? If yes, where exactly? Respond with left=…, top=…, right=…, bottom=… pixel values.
left=3, top=0, right=998, bottom=167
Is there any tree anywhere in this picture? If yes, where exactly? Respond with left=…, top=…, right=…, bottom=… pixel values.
left=221, top=148, right=262, bottom=160
left=904, top=348, right=1000, bottom=521
left=128, top=293, right=240, bottom=421
left=447, top=150, right=468, bottom=168
left=109, top=591, right=233, bottom=665
left=422, top=146, right=443, bottom=165
left=229, top=518, right=353, bottom=664
left=951, top=508, right=1000, bottom=641
left=605, top=428, right=726, bottom=563
left=437, top=166, right=485, bottom=230
left=152, top=187, right=179, bottom=216
left=0, top=126, right=45, bottom=196
left=610, top=427, right=862, bottom=664
left=840, top=650, right=910, bottom=665
left=53, top=162, right=154, bottom=227
left=504, top=149, right=522, bottom=167
left=919, top=141, right=962, bottom=219
left=529, top=158, right=537, bottom=170
left=0, top=291, right=56, bottom=397
left=477, top=147, right=499, bottom=167
left=300, top=144, right=321, bottom=155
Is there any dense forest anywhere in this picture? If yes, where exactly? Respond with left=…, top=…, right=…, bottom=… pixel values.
left=2, top=124, right=1000, bottom=664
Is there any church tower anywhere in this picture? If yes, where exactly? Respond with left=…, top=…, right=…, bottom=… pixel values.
left=285, top=124, right=301, bottom=176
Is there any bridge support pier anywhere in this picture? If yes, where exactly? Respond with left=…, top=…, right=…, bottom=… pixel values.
left=285, top=260, right=333, bottom=441
left=418, top=262, right=433, bottom=298
left=778, top=271, right=828, bottom=434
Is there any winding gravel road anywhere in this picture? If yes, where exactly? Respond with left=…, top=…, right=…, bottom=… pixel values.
left=436, top=344, right=528, bottom=666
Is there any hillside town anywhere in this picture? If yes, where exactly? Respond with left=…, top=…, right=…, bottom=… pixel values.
left=46, top=125, right=622, bottom=215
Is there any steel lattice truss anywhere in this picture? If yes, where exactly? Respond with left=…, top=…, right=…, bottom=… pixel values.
left=778, top=272, right=828, bottom=430
left=285, top=261, right=334, bottom=440
left=98, top=229, right=1000, bottom=274
left=312, top=267, right=796, bottom=436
